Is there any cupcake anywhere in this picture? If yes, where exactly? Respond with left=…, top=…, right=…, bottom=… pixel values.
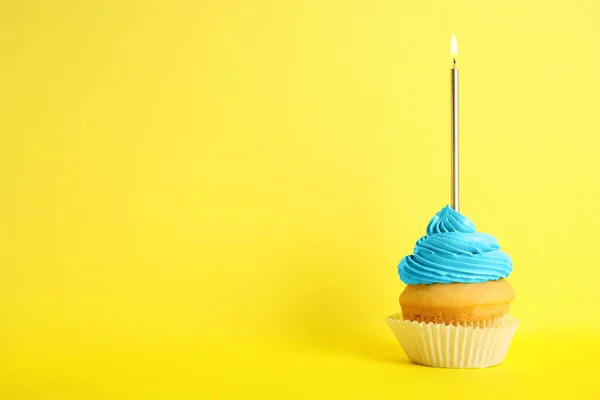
left=386, top=205, right=519, bottom=368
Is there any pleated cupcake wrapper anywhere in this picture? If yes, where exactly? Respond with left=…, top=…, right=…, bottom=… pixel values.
left=386, top=314, right=519, bottom=369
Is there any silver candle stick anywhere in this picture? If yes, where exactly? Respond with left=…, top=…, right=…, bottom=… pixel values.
left=450, top=34, right=459, bottom=212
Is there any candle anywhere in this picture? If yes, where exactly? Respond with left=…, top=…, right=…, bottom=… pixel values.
left=450, top=34, right=459, bottom=212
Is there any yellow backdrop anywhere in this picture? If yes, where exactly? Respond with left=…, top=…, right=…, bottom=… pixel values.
left=2, top=0, right=600, bottom=398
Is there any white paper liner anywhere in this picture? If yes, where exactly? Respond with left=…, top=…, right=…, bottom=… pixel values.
left=386, top=313, right=519, bottom=368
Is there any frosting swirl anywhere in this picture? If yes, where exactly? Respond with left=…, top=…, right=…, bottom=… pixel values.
left=398, top=205, right=513, bottom=284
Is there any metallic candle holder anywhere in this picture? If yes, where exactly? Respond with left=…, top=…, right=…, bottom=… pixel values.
left=450, top=34, right=459, bottom=212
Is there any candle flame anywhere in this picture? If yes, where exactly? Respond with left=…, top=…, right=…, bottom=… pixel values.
left=450, top=34, right=458, bottom=55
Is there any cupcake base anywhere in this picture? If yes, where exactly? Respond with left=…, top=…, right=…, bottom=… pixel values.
left=386, top=313, right=519, bottom=368
left=399, top=279, right=515, bottom=326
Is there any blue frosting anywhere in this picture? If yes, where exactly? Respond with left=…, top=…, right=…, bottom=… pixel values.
left=398, top=205, right=513, bottom=284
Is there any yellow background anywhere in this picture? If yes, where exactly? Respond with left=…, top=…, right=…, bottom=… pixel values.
left=2, top=0, right=600, bottom=398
